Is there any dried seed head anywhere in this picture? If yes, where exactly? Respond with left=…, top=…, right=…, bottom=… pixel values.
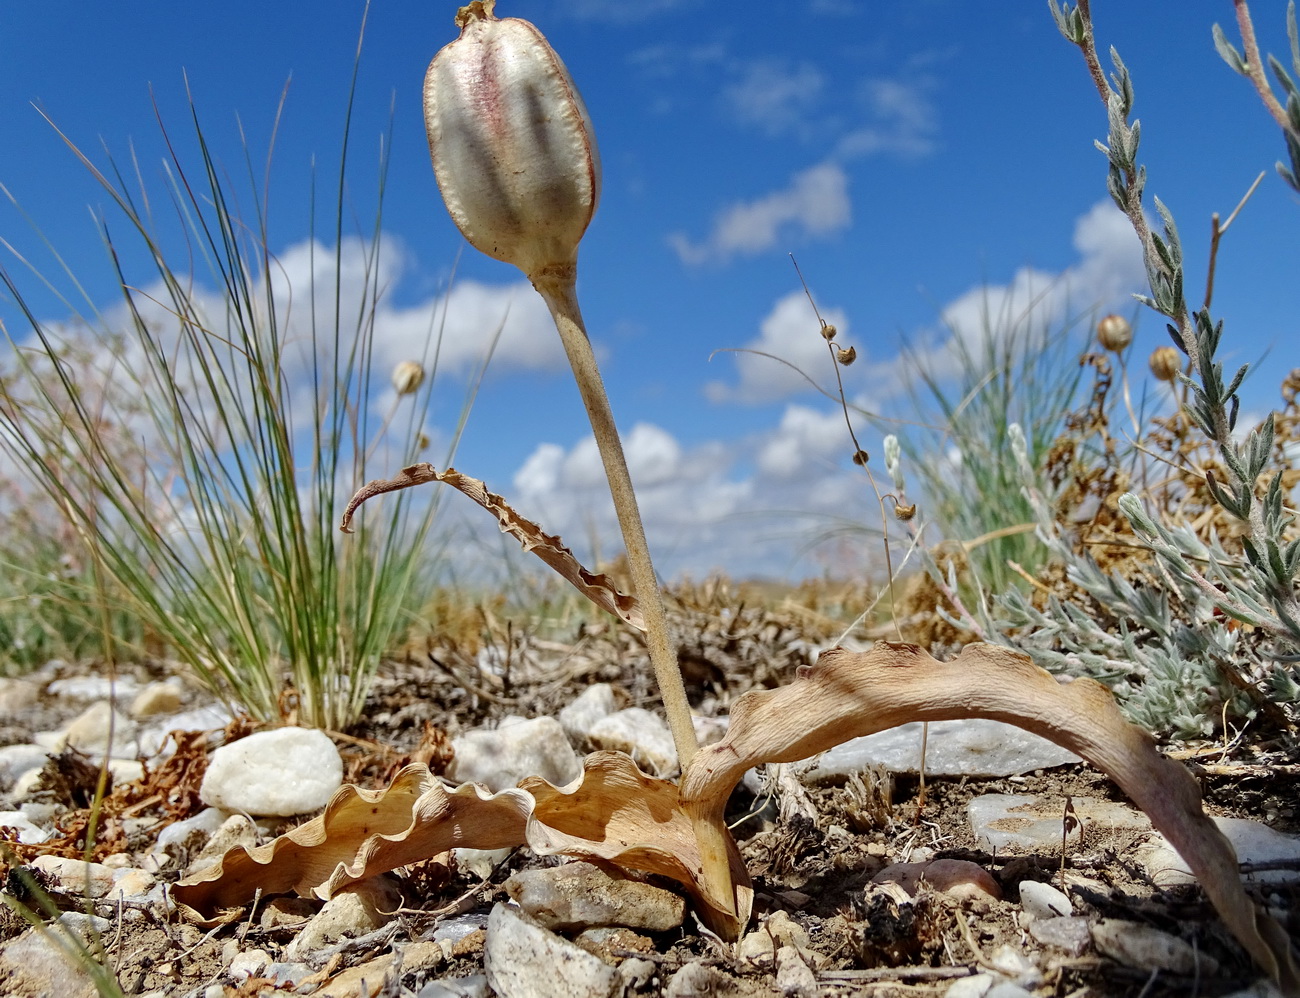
left=1096, top=314, right=1132, bottom=352
left=424, top=0, right=600, bottom=278
left=851, top=449, right=869, bottom=466
left=820, top=323, right=837, bottom=341
left=1149, top=345, right=1181, bottom=382
left=894, top=502, right=917, bottom=521
left=391, top=360, right=426, bottom=396
left=836, top=346, right=857, bottom=366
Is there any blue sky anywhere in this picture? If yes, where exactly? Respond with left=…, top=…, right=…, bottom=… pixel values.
left=2, top=1, right=1297, bottom=580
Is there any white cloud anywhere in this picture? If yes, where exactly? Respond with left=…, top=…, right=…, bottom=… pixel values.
left=669, top=162, right=851, bottom=265
left=756, top=404, right=850, bottom=479
left=905, top=199, right=1144, bottom=383
left=706, top=289, right=851, bottom=404
left=267, top=236, right=561, bottom=381
left=506, top=418, right=879, bottom=579
left=836, top=78, right=939, bottom=159
left=722, top=59, right=826, bottom=138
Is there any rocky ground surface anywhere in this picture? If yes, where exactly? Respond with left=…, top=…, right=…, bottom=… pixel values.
left=0, top=591, right=1297, bottom=998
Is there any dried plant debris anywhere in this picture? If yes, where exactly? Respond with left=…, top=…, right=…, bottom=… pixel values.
left=174, top=642, right=1297, bottom=990
left=344, top=464, right=646, bottom=633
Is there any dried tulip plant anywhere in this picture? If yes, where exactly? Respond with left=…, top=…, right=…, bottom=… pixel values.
left=171, top=1, right=1299, bottom=990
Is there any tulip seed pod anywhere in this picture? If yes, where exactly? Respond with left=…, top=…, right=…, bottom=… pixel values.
left=424, top=0, right=601, bottom=280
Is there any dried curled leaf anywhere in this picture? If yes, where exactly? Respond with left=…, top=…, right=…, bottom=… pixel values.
left=341, top=464, right=643, bottom=631
left=171, top=754, right=751, bottom=933
left=681, top=642, right=1298, bottom=993
left=171, top=765, right=532, bottom=922
left=523, top=751, right=753, bottom=933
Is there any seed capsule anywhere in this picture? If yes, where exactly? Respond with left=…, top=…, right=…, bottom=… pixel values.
left=391, top=360, right=426, bottom=396
left=1096, top=314, right=1132, bottom=352
left=1149, top=345, right=1181, bottom=382
left=424, top=0, right=601, bottom=279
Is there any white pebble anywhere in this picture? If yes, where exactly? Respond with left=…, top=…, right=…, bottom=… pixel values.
left=200, top=727, right=342, bottom=817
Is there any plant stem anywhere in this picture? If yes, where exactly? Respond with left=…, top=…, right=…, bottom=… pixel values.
left=531, top=263, right=699, bottom=771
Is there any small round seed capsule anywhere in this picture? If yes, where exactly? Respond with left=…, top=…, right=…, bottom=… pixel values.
left=1096, top=314, right=1132, bottom=352
left=1149, top=345, right=1181, bottom=382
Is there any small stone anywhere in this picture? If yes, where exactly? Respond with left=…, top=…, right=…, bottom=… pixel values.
left=200, top=726, right=342, bottom=817
left=945, top=976, right=1037, bottom=998
left=106, top=758, right=143, bottom=785
left=0, top=810, right=49, bottom=844
left=186, top=813, right=258, bottom=875
left=484, top=903, right=620, bottom=998
left=808, top=719, right=1080, bottom=782
left=736, top=910, right=811, bottom=965
left=453, top=846, right=514, bottom=880
left=1091, top=918, right=1220, bottom=976
left=1028, top=915, right=1092, bottom=956
left=149, top=807, right=227, bottom=871
left=665, top=962, right=727, bottom=998
left=448, top=717, right=581, bottom=793
left=107, top=867, right=156, bottom=900
left=617, top=957, right=656, bottom=990
left=968, top=794, right=1149, bottom=852
left=506, top=861, right=685, bottom=932
left=558, top=684, right=616, bottom=742
left=260, top=896, right=318, bottom=929
left=587, top=708, right=676, bottom=776
left=399, top=941, right=446, bottom=975
left=433, top=913, right=490, bottom=944
left=574, top=926, right=655, bottom=962
left=285, top=876, right=403, bottom=961
left=228, top=948, right=273, bottom=979
left=987, top=944, right=1041, bottom=988
left=129, top=680, right=184, bottom=719
left=1017, top=880, right=1072, bottom=921
left=60, top=702, right=137, bottom=758
left=775, top=944, right=818, bottom=998
left=452, top=928, right=487, bottom=957
left=47, top=677, right=141, bottom=703
left=0, top=924, right=101, bottom=998
left=30, top=856, right=116, bottom=898
left=138, top=704, right=233, bottom=758
left=1134, top=817, right=1300, bottom=887
left=417, top=975, right=490, bottom=998
left=0, top=678, right=39, bottom=713
left=0, top=745, right=50, bottom=791
left=872, top=859, right=1002, bottom=903
left=314, top=953, right=397, bottom=998
left=693, top=714, right=728, bottom=746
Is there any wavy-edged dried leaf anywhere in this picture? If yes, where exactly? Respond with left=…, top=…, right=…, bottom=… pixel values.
left=679, top=642, right=1298, bottom=993
left=522, top=751, right=752, bottom=934
left=341, top=464, right=643, bottom=631
left=171, top=764, right=532, bottom=922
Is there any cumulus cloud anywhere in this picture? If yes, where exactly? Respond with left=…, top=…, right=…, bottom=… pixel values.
left=1, top=234, right=564, bottom=501
left=835, top=77, right=939, bottom=159
left=266, top=236, right=561, bottom=383
left=756, top=404, right=851, bottom=479
left=722, top=59, right=826, bottom=138
left=507, top=418, right=875, bottom=579
left=908, top=199, right=1144, bottom=382
left=706, top=289, right=851, bottom=404
left=669, top=162, right=851, bottom=265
